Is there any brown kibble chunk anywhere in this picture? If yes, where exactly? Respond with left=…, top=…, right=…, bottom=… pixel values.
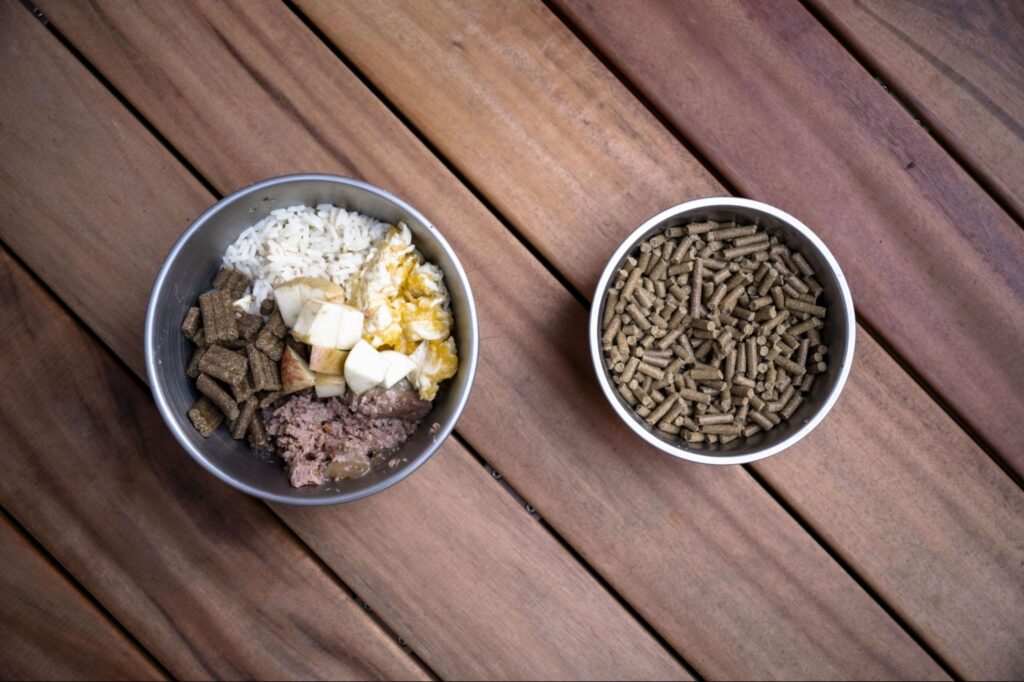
left=186, top=346, right=207, bottom=380
left=248, top=345, right=282, bottom=392
left=212, top=268, right=252, bottom=300
left=188, top=397, right=223, bottom=437
left=254, top=326, right=285, bottom=361
left=197, top=344, right=248, bottom=386
left=265, top=309, right=287, bottom=338
left=231, top=372, right=256, bottom=403
left=229, top=398, right=257, bottom=440
left=258, top=391, right=284, bottom=409
left=248, top=412, right=270, bottom=449
left=196, top=374, right=240, bottom=421
left=260, top=298, right=277, bottom=316
left=236, top=312, right=263, bottom=340
left=199, top=289, right=238, bottom=343
left=181, top=306, right=201, bottom=340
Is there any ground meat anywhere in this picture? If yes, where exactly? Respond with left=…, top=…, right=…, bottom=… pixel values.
left=264, top=391, right=424, bottom=488
left=349, top=386, right=432, bottom=420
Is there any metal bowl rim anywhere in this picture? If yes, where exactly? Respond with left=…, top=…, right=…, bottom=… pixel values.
left=145, top=172, right=479, bottom=505
left=588, top=196, right=855, bottom=465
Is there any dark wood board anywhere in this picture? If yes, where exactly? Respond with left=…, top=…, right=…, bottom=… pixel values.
left=25, top=0, right=949, bottom=678
left=813, top=0, right=1024, bottom=219
left=0, top=515, right=164, bottom=681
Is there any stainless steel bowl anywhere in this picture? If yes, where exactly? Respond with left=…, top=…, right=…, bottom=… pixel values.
left=146, top=174, right=478, bottom=504
left=589, top=197, right=854, bottom=465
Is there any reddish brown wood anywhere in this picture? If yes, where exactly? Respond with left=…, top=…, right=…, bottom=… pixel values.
left=556, top=0, right=1024, bottom=478
left=21, top=0, right=948, bottom=678
left=0, top=516, right=164, bottom=681
left=0, top=4, right=689, bottom=679
left=290, top=0, right=1024, bottom=677
left=0, top=246, right=427, bottom=680
left=813, top=0, right=1024, bottom=219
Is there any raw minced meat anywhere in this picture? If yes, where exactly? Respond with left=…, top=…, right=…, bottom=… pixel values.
left=264, top=388, right=430, bottom=487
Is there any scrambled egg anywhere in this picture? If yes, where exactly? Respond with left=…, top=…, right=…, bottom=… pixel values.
left=347, top=224, right=458, bottom=400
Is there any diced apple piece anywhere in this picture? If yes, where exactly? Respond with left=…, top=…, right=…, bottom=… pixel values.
left=380, top=350, right=416, bottom=389
left=314, top=372, right=346, bottom=399
left=344, top=340, right=389, bottom=395
left=333, top=306, right=364, bottom=350
left=291, top=300, right=364, bottom=349
left=272, top=276, right=346, bottom=327
left=280, top=346, right=316, bottom=394
left=309, top=346, right=348, bottom=375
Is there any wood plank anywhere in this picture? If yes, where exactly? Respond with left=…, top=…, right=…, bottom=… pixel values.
left=0, top=4, right=688, bottom=679
left=555, top=0, right=1024, bottom=476
left=290, top=0, right=1023, bottom=678
left=812, top=0, right=1024, bottom=219
left=27, top=0, right=949, bottom=679
left=0, top=247, right=427, bottom=681
left=0, top=515, right=163, bottom=681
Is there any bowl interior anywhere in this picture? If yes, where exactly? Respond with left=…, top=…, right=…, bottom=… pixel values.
left=593, top=200, right=853, bottom=463
left=148, top=176, right=476, bottom=503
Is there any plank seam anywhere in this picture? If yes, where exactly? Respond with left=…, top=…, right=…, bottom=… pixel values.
left=0, top=233, right=437, bottom=679
left=0, top=502, right=176, bottom=681
left=450, top=432, right=704, bottom=681
left=541, top=0, right=1024, bottom=495
left=800, top=0, right=1024, bottom=232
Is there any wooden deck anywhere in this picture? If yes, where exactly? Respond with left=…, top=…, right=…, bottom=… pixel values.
left=0, top=1, right=1021, bottom=679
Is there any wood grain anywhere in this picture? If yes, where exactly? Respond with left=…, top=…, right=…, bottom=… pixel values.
left=0, top=3, right=689, bottom=679
left=556, top=0, right=1024, bottom=476
left=26, top=0, right=950, bottom=679
left=812, top=0, right=1024, bottom=219
left=0, top=515, right=163, bottom=681
left=290, top=1, right=1024, bottom=678
left=0, top=247, right=427, bottom=681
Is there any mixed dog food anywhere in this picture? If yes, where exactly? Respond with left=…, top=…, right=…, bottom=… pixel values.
left=183, top=205, right=458, bottom=487
left=599, top=220, right=829, bottom=445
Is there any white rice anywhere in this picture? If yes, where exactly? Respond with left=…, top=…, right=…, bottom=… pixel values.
left=222, top=204, right=389, bottom=313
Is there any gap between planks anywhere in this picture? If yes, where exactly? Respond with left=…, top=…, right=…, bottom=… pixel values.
left=0, top=232, right=438, bottom=682
left=540, top=0, right=1023, bottom=497
left=799, top=0, right=1024, bottom=233
left=0, top=502, right=174, bottom=680
left=278, top=0, right=969, bottom=677
left=13, top=5, right=694, bottom=675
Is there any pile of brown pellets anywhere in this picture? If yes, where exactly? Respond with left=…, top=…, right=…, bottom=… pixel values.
left=600, top=220, right=829, bottom=445
left=181, top=267, right=287, bottom=447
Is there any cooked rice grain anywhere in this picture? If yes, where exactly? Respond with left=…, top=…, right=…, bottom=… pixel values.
left=222, top=204, right=389, bottom=313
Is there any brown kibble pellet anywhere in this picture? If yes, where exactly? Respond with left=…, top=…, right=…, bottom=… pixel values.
left=212, top=268, right=252, bottom=301
left=229, top=397, right=257, bottom=440
left=181, top=306, right=201, bottom=340
left=781, top=394, right=804, bottom=420
left=188, top=397, right=224, bottom=437
left=196, top=373, right=240, bottom=421
left=197, top=344, right=248, bottom=386
left=786, top=298, right=826, bottom=317
left=701, top=423, right=743, bottom=436
left=186, top=346, right=207, bottom=380
left=198, top=289, right=238, bottom=344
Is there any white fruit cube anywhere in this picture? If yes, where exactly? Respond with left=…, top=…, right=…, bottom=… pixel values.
left=291, top=300, right=364, bottom=349
left=344, top=340, right=389, bottom=395
left=380, top=350, right=416, bottom=388
left=314, top=372, right=347, bottom=398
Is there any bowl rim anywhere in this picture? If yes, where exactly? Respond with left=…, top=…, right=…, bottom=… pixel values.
left=588, top=197, right=855, bottom=465
left=145, top=173, right=479, bottom=505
